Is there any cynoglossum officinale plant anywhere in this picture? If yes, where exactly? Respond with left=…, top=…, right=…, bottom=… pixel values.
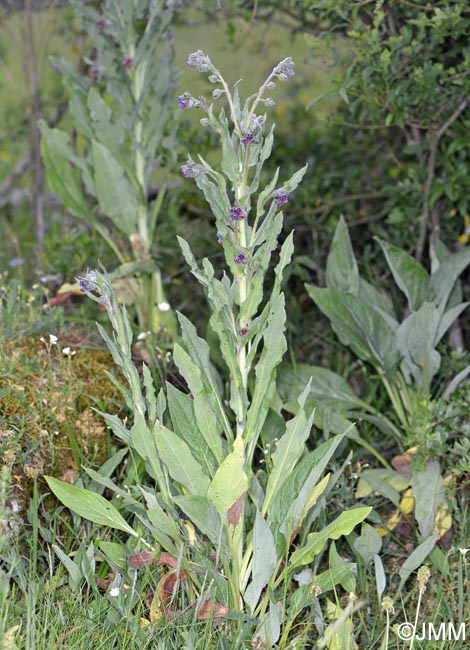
left=47, top=53, right=370, bottom=647
left=40, top=0, right=181, bottom=335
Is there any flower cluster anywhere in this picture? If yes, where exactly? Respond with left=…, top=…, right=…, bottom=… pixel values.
left=230, top=206, right=246, bottom=222
left=186, top=50, right=212, bottom=73
left=234, top=252, right=248, bottom=265
left=241, top=132, right=254, bottom=145
left=273, top=57, right=295, bottom=80
left=181, top=160, right=202, bottom=179
left=273, top=189, right=289, bottom=207
left=78, top=270, right=98, bottom=292
left=178, top=92, right=205, bottom=110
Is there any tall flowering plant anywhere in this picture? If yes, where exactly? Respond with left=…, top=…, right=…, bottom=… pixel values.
left=39, top=0, right=179, bottom=335
left=46, top=53, right=370, bottom=646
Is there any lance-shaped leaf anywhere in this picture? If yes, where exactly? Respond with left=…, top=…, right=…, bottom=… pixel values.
left=45, top=477, right=138, bottom=537
left=130, top=411, right=166, bottom=485
left=396, top=303, right=441, bottom=391
left=245, top=510, right=278, bottom=612
left=207, top=437, right=248, bottom=517
left=430, top=241, right=470, bottom=312
left=155, top=423, right=210, bottom=497
left=173, top=343, right=224, bottom=465
left=377, top=238, right=435, bottom=311
left=263, top=381, right=315, bottom=516
left=290, top=507, right=372, bottom=568
left=167, top=383, right=218, bottom=477
left=307, top=286, right=400, bottom=375
left=174, top=495, right=224, bottom=548
left=40, top=124, right=90, bottom=219
left=326, top=216, right=359, bottom=295
left=245, top=294, right=287, bottom=445
left=92, top=140, right=139, bottom=236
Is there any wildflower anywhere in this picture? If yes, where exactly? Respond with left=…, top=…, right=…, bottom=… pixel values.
left=49, top=334, right=58, bottom=345
left=241, top=327, right=249, bottom=336
left=62, top=347, right=76, bottom=357
left=263, top=98, right=275, bottom=107
left=96, top=18, right=108, bottom=31
left=241, top=132, right=254, bottom=145
left=7, top=257, right=25, bottom=267
left=273, top=189, right=289, bottom=207
left=78, top=270, right=98, bottom=293
left=90, top=69, right=99, bottom=79
left=230, top=206, right=246, bottom=222
left=234, top=253, right=248, bottom=265
left=109, top=587, right=120, bottom=597
left=186, top=50, right=211, bottom=73
left=177, top=92, right=205, bottom=110
left=122, top=57, right=133, bottom=68
left=181, top=161, right=202, bottom=179
left=216, top=232, right=223, bottom=244
left=459, top=548, right=469, bottom=556
left=158, top=301, right=171, bottom=312
left=273, top=57, right=295, bottom=80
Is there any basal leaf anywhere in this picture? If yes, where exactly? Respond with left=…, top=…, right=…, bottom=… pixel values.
left=244, top=510, right=278, bottom=612
left=45, top=477, right=137, bottom=537
left=290, top=507, right=371, bottom=568
left=326, top=216, right=359, bottom=294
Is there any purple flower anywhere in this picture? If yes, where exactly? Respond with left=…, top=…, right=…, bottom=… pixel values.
left=186, top=50, right=211, bottom=73
left=241, top=327, right=249, bottom=336
left=7, top=257, right=25, bottom=268
left=273, top=189, right=289, bottom=207
left=230, top=206, right=246, bottom=222
left=96, top=18, right=106, bottom=31
left=234, top=253, right=248, bottom=265
left=273, top=57, right=295, bottom=80
left=178, top=95, right=189, bottom=109
left=90, top=69, right=99, bottom=79
left=122, top=57, right=133, bottom=68
left=217, top=232, right=223, bottom=244
left=78, top=270, right=98, bottom=293
left=181, top=162, right=201, bottom=179
left=241, top=132, right=254, bottom=145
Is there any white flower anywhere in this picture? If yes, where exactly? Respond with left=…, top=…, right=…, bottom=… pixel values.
left=62, top=347, right=76, bottom=357
left=109, top=587, right=120, bottom=597
left=49, top=334, right=58, bottom=345
left=137, top=331, right=151, bottom=341
left=158, top=301, right=170, bottom=312
left=459, top=548, right=469, bottom=556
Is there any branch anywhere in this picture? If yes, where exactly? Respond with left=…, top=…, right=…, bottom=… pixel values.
left=415, top=99, right=468, bottom=262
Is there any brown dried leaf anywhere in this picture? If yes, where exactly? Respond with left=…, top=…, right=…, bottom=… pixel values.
left=128, top=550, right=157, bottom=568
left=196, top=599, right=230, bottom=620
left=227, top=494, right=244, bottom=527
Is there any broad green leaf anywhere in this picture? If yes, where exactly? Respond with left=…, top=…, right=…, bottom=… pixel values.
left=396, top=303, right=441, bottom=391
left=40, top=124, right=89, bottom=219
left=355, top=468, right=409, bottom=503
left=173, top=495, right=224, bottom=548
left=357, top=277, right=397, bottom=327
left=307, top=286, right=400, bottom=375
left=155, top=424, right=210, bottom=496
left=245, top=510, right=278, bottom=612
left=373, top=554, right=386, bottom=601
left=52, top=545, right=83, bottom=591
left=326, top=216, right=359, bottom=294
left=140, top=488, right=180, bottom=552
left=271, top=435, right=344, bottom=532
left=431, top=244, right=470, bottom=311
left=281, top=475, right=329, bottom=542
left=263, top=381, right=315, bottom=516
left=436, top=302, right=469, bottom=344
left=255, top=601, right=281, bottom=647
left=289, top=565, right=356, bottom=618
left=410, top=461, right=445, bottom=539
left=167, top=383, right=217, bottom=477
left=290, top=507, right=371, bottom=568
left=177, top=314, right=232, bottom=441
left=207, top=437, right=248, bottom=517
left=399, top=534, right=437, bottom=588
left=130, top=411, right=165, bottom=485
left=246, top=294, right=287, bottom=445
left=377, top=238, right=434, bottom=311
left=98, top=541, right=127, bottom=570
left=353, top=523, right=382, bottom=564
left=45, top=477, right=138, bottom=537
left=92, top=140, right=139, bottom=236
left=329, top=542, right=356, bottom=592
left=277, top=363, right=367, bottom=411
left=173, top=343, right=224, bottom=465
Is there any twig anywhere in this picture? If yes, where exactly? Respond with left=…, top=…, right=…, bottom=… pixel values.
left=415, top=99, right=468, bottom=262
